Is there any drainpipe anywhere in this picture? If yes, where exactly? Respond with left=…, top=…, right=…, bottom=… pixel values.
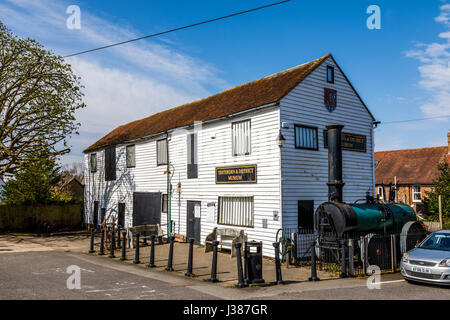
left=166, top=132, right=170, bottom=236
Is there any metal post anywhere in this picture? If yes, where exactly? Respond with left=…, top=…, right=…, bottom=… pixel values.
left=235, top=243, right=246, bottom=288
left=340, top=240, right=348, bottom=278
left=348, top=238, right=354, bottom=277
left=208, top=240, right=219, bottom=283
left=439, top=195, right=443, bottom=230
left=89, top=229, right=95, bottom=253
left=99, top=229, right=105, bottom=256
left=391, top=234, right=397, bottom=272
left=120, top=231, right=127, bottom=261
left=185, top=238, right=194, bottom=277
left=273, top=242, right=283, bottom=285
left=133, top=233, right=140, bottom=264
left=362, top=236, right=368, bottom=276
left=149, top=235, right=156, bottom=268
left=117, top=229, right=121, bottom=249
left=292, top=232, right=298, bottom=266
left=244, top=242, right=249, bottom=285
left=309, top=241, right=320, bottom=281
left=109, top=229, right=115, bottom=258
left=165, top=235, right=175, bottom=271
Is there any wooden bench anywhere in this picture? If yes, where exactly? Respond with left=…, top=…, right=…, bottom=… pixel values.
left=205, top=227, right=247, bottom=257
left=127, top=224, right=163, bottom=248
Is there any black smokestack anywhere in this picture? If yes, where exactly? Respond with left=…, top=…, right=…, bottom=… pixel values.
left=326, top=125, right=344, bottom=202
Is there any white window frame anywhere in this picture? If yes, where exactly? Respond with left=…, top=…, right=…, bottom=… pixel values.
left=218, top=196, right=254, bottom=227
left=90, top=153, right=97, bottom=173
left=327, top=65, right=334, bottom=83
left=377, top=186, right=384, bottom=200
left=156, top=139, right=168, bottom=166
left=232, top=120, right=251, bottom=156
left=412, top=185, right=422, bottom=203
left=126, top=145, right=136, bottom=168
left=161, top=194, right=168, bottom=213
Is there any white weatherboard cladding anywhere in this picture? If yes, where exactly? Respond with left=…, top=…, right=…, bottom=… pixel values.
left=84, top=107, right=282, bottom=257
left=84, top=145, right=136, bottom=228
left=83, top=56, right=375, bottom=258
left=279, top=56, right=374, bottom=229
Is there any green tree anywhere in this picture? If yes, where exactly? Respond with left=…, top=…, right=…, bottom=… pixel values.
left=1, top=154, right=62, bottom=205
left=424, top=162, right=450, bottom=227
left=0, top=21, right=85, bottom=175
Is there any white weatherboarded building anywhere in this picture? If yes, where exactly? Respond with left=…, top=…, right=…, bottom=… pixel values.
left=83, top=54, right=376, bottom=257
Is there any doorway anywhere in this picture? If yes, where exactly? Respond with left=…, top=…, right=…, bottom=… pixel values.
left=118, top=203, right=125, bottom=228
left=187, top=201, right=201, bottom=245
left=298, top=200, right=314, bottom=232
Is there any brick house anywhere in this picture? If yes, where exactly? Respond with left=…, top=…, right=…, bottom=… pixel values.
left=375, top=131, right=449, bottom=213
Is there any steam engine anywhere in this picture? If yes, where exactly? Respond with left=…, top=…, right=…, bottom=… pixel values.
left=314, top=125, right=427, bottom=267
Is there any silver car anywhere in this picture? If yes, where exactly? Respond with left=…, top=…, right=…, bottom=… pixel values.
left=400, top=230, right=450, bottom=285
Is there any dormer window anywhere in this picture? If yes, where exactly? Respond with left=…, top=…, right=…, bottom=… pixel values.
left=327, top=66, right=334, bottom=83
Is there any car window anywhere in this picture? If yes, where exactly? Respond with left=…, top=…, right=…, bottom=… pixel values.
left=419, top=233, right=450, bottom=251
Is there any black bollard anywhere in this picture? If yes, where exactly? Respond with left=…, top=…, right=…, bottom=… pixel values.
left=208, top=240, right=219, bottom=283
left=133, top=233, right=141, bottom=264
left=340, top=240, right=348, bottom=278
left=235, top=242, right=246, bottom=288
left=243, top=242, right=249, bottom=285
left=99, top=229, right=105, bottom=256
left=117, top=229, right=121, bottom=249
left=109, top=230, right=115, bottom=258
left=273, top=242, right=283, bottom=285
left=309, top=242, right=320, bottom=281
left=148, top=235, right=156, bottom=268
left=165, top=236, right=175, bottom=271
left=120, top=231, right=127, bottom=261
left=89, top=228, right=95, bottom=253
left=185, top=238, right=194, bottom=277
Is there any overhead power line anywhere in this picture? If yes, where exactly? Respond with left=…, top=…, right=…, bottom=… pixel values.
left=380, top=114, right=450, bottom=125
left=62, top=0, right=291, bottom=58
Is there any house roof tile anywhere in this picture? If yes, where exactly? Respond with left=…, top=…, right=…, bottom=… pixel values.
left=84, top=54, right=337, bottom=153
left=375, top=146, right=448, bottom=185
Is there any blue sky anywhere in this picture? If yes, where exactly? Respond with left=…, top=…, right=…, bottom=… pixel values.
left=0, top=0, right=449, bottom=165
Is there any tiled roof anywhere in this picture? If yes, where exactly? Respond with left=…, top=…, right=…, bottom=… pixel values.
left=85, top=53, right=346, bottom=153
left=375, top=146, right=448, bottom=185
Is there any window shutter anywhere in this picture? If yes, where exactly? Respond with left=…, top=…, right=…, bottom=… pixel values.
left=110, top=146, right=116, bottom=180
left=187, top=133, right=198, bottom=179
left=232, top=120, right=251, bottom=156
left=104, top=147, right=110, bottom=180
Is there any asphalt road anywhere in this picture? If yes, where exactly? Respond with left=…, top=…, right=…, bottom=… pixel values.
left=0, top=236, right=449, bottom=300
left=0, top=251, right=216, bottom=300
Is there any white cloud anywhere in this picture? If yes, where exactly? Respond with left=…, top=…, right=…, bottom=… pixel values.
left=435, top=3, right=450, bottom=25
left=70, top=58, right=196, bottom=134
left=0, top=0, right=229, bottom=164
left=406, top=2, right=450, bottom=119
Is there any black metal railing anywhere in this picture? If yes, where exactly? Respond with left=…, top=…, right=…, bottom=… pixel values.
left=276, top=227, right=429, bottom=277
